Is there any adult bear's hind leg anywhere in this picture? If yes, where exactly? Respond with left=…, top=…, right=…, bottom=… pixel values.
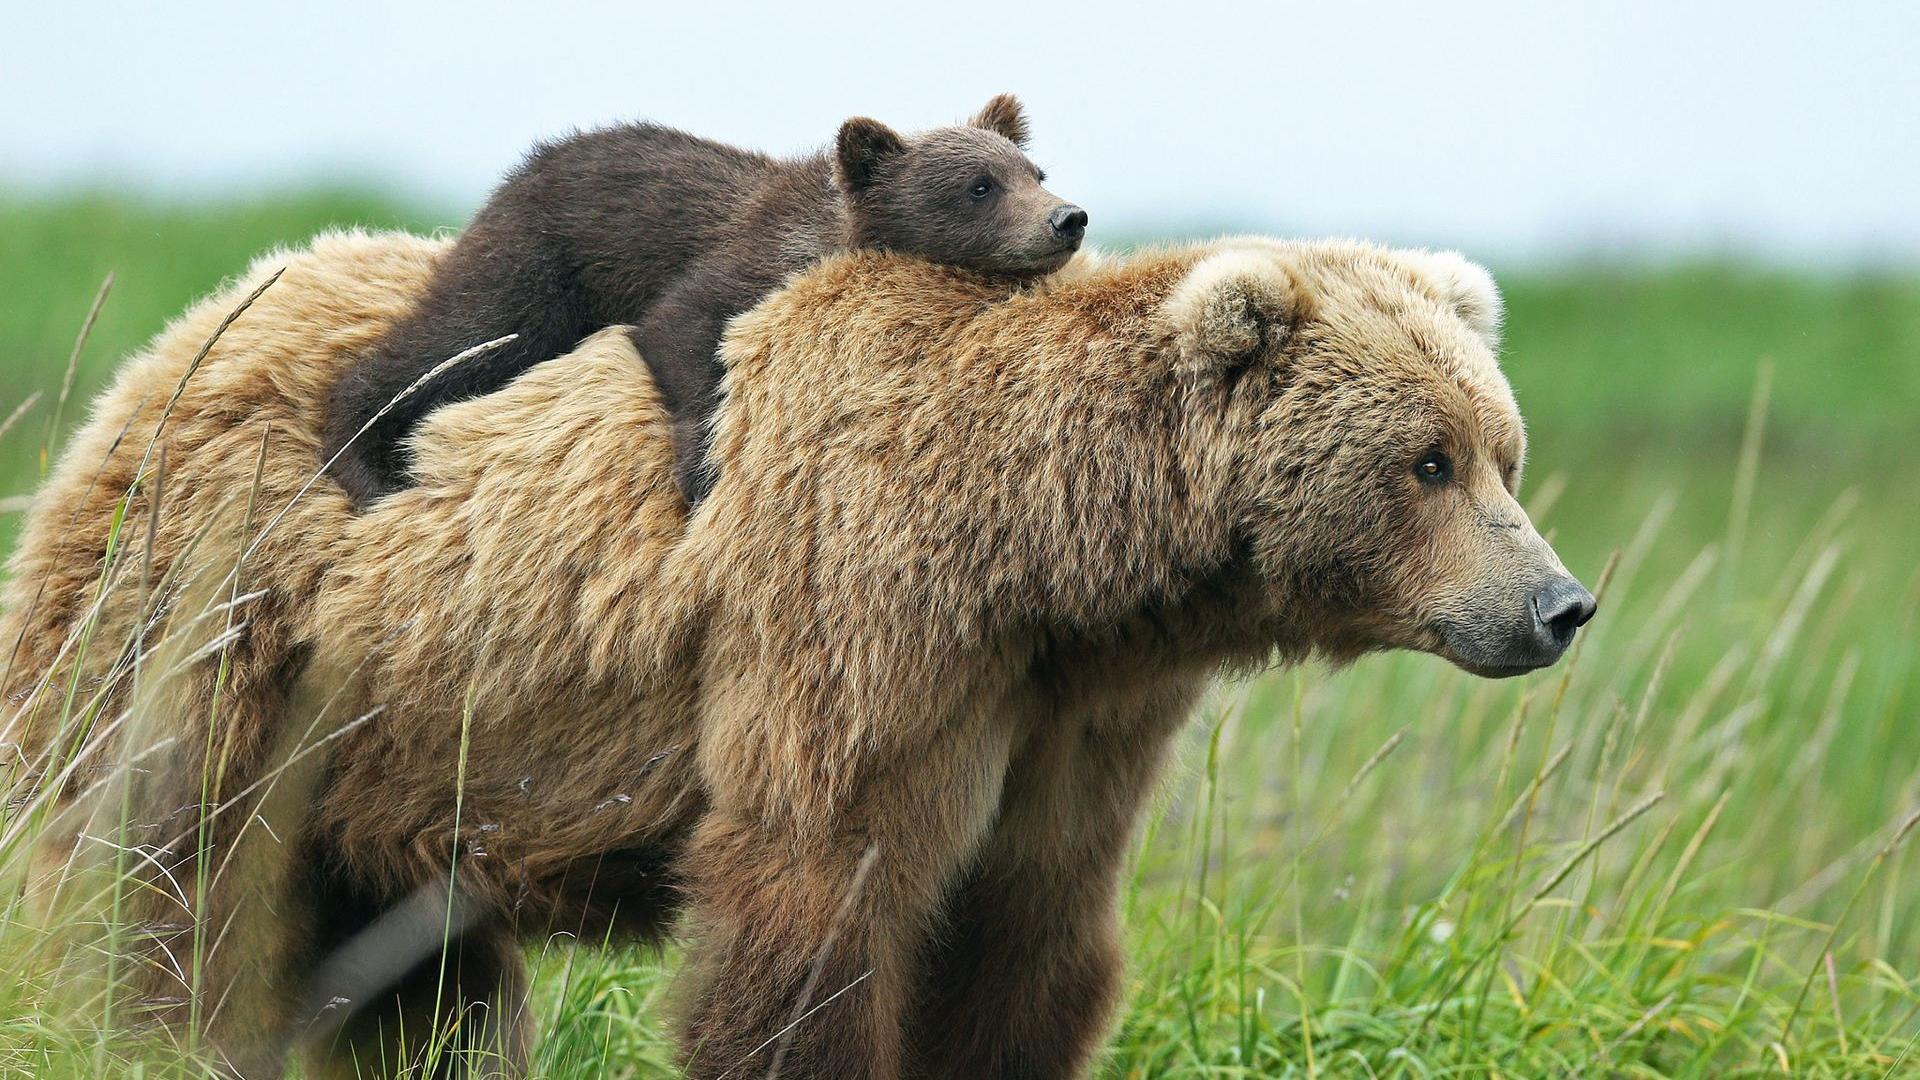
left=299, top=870, right=531, bottom=1080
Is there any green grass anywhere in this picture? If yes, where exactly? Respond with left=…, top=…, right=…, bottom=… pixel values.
left=2, top=191, right=1917, bottom=1077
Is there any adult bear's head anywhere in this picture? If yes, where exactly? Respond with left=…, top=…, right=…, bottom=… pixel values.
left=1158, top=239, right=1595, bottom=677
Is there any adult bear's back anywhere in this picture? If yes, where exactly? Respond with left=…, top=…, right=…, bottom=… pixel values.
left=0, top=228, right=687, bottom=793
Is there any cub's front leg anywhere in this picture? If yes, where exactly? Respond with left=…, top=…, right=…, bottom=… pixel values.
left=628, top=260, right=775, bottom=507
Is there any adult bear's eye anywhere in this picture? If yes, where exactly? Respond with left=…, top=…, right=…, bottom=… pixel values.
left=1414, top=450, right=1453, bottom=486
left=969, top=177, right=996, bottom=200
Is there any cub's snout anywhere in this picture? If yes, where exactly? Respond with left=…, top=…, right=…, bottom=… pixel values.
left=1049, top=203, right=1088, bottom=242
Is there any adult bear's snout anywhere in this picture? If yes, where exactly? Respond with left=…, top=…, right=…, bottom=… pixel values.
left=1437, top=569, right=1598, bottom=679
left=1529, top=575, right=1597, bottom=655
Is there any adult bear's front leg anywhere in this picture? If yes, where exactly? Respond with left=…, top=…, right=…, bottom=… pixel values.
left=908, top=679, right=1203, bottom=1080
left=675, top=694, right=1015, bottom=1080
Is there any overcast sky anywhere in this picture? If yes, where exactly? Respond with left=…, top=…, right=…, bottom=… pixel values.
left=6, top=0, right=1917, bottom=264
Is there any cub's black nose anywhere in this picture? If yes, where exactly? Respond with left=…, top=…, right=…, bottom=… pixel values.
left=1049, top=204, right=1088, bottom=241
left=1531, top=576, right=1597, bottom=652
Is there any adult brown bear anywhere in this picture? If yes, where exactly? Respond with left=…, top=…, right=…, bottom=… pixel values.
left=1, top=231, right=1592, bottom=1079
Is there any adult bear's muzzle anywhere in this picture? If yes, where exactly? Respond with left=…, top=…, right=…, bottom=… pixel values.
left=1530, top=574, right=1599, bottom=656
left=1426, top=487, right=1599, bottom=679
left=1438, top=562, right=1597, bottom=678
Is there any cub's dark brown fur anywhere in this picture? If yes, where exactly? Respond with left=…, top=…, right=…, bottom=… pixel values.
left=320, top=94, right=1084, bottom=505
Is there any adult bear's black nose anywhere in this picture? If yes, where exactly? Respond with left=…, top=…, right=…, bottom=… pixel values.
left=1049, top=204, right=1088, bottom=241
left=1530, top=576, right=1597, bottom=653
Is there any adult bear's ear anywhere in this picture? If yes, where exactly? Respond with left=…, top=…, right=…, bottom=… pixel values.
left=1397, top=249, right=1504, bottom=349
left=836, top=117, right=907, bottom=191
left=969, top=93, right=1031, bottom=148
left=1163, top=250, right=1308, bottom=374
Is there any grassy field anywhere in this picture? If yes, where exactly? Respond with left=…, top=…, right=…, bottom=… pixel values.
left=1, top=191, right=1917, bottom=1077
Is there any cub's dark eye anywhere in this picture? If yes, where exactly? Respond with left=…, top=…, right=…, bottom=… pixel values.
left=969, top=177, right=996, bottom=200
left=1414, top=450, right=1453, bottom=486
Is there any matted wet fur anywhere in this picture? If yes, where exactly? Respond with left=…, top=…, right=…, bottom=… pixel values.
left=319, top=94, right=1083, bottom=508
left=3, top=229, right=1587, bottom=1079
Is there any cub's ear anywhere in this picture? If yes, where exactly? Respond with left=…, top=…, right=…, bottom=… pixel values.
left=835, top=117, right=907, bottom=191
left=1398, top=249, right=1504, bottom=349
left=969, top=93, right=1031, bottom=148
left=1163, top=250, right=1307, bottom=373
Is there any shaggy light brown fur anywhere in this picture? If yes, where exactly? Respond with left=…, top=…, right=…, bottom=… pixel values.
left=2, top=229, right=1581, bottom=1079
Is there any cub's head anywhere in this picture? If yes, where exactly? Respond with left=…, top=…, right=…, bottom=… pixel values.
left=835, top=94, right=1085, bottom=279
left=1164, top=241, right=1594, bottom=677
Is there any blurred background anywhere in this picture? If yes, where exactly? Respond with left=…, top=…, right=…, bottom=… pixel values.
left=2, top=2, right=1917, bottom=1072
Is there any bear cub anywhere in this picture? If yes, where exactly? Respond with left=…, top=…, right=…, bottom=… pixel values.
left=321, top=94, right=1086, bottom=506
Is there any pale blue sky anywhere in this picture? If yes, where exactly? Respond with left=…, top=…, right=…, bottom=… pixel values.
left=6, top=0, right=1917, bottom=263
